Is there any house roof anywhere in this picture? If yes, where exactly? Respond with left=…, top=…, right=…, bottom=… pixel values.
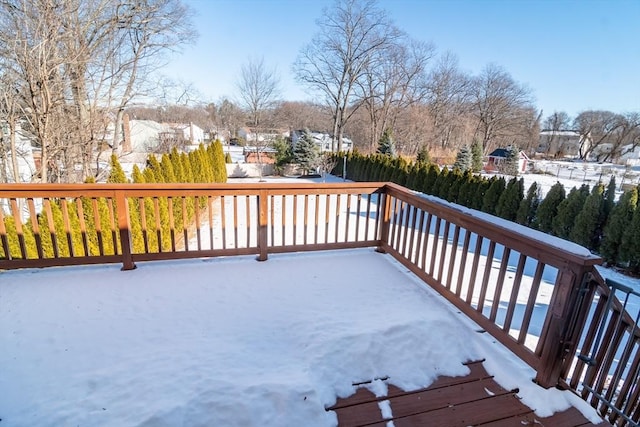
left=488, top=148, right=529, bottom=160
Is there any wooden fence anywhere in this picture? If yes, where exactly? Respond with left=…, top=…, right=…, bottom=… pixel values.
left=0, top=182, right=637, bottom=425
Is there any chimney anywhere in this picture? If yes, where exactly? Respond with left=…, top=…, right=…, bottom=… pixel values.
left=122, top=113, right=132, bottom=152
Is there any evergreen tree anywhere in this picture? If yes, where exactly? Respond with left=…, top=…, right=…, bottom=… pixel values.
left=470, top=178, right=490, bottom=210
left=416, top=145, right=431, bottom=164
left=225, top=152, right=232, bottom=163
left=107, top=154, right=128, bottom=183
left=471, top=140, right=483, bottom=172
left=601, top=187, right=637, bottom=265
left=482, top=176, right=506, bottom=215
left=446, top=170, right=463, bottom=203
left=503, top=146, right=520, bottom=176
left=516, top=182, right=540, bottom=226
left=534, top=182, right=566, bottom=232
left=621, top=205, right=640, bottom=273
left=293, top=130, right=320, bottom=174
left=377, top=128, right=396, bottom=156
left=423, top=164, right=440, bottom=195
left=453, top=145, right=472, bottom=171
left=571, top=183, right=604, bottom=250
left=496, top=177, right=524, bottom=221
left=160, top=154, right=177, bottom=183
left=603, top=176, right=616, bottom=218
left=551, top=185, right=589, bottom=238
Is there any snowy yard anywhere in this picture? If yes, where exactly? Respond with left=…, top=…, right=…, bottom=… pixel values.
left=0, top=249, right=603, bottom=427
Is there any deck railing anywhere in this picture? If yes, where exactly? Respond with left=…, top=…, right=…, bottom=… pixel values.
left=0, top=181, right=637, bottom=425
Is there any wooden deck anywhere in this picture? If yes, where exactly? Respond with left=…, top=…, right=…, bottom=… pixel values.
left=327, top=360, right=606, bottom=427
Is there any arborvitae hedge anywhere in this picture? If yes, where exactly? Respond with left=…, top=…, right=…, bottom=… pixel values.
left=1, top=142, right=229, bottom=261
left=334, top=152, right=638, bottom=272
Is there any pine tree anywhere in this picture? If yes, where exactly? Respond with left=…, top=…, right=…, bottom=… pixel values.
left=601, top=187, right=637, bottom=265
left=225, top=152, right=232, bottom=164
left=603, top=176, right=616, bottom=218
left=516, top=182, right=540, bottom=226
left=453, top=145, right=472, bottom=172
left=534, top=182, right=565, bottom=232
left=293, top=130, right=320, bottom=174
left=416, top=145, right=431, bottom=164
left=571, top=183, right=604, bottom=250
left=621, top=205, right=640, bottom=273
left=503, top=146, right=520, bottom=176
left=496, top=177, right=524, bottom=221
left=377, top=128, right=396, bottom=156
left=552, top=185, right=589, bottom=238
left=482, top=176, right=506, bottom=215
left=471, top=140, right=483, bottom=172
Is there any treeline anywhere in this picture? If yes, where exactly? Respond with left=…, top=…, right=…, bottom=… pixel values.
left=335, top=152, right=640, bottom=274
left=1, top=142, right=227, bottom=259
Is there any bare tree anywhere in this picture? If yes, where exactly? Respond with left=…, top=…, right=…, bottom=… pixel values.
left=425, top=52, right=471, bottom=150
left=236, top=56, right=281, bottom=128
left=0, top=0, right=196, bottom=182
left=575, top=110, right=640, bottom=161
left=294, top=0, right=401, bottom=152
left=470, top=64, right=535, bottom=152
left=358, top=37, right=434, bottom=152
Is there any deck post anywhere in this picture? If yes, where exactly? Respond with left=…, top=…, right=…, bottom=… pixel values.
left=376, top=187, right=392, bottom=253
left=257, top=189, right=268, bottom=261
left=115, top=190, right=136, bottom=271
left=535, top=265, right=591, bottom=388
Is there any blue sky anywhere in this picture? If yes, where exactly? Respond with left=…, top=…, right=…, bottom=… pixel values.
left=163, top=0, right=639, bottom=118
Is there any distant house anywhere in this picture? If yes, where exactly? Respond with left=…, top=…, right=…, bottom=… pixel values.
left=485, top=148, right=529, bottom=174
left=291, top=130, right=353, bottom=152
left=619, top=144, right=640, bottom=166
left=537, top=130, right=590, bottom=159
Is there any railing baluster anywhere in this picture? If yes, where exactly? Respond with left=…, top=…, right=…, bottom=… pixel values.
left=314, top=194, right=320, bottom=244
left=0, top=204, right=9, bottom=258
left=490, top=246, right=511, bottom=322
left=518, top=261, right=545, bottom=346
left=466, top=235, right=484, bottom=305
left=454, top=229, right=471, bottom=297
left=43, top=198, right=59, bottom=258
left=476, top=241, right=496, bottom=313
left=334, top=194, right=341, bottom=244
left=445, top=225, right=460, bottom=291
left=413, top=209, right=425, bottom=267
left=182, top=197, right=189, bottom=252
left=324, top=194, right=331, bottom=244
left=75, top=198, right=89, bottom=256
left=345, top=193, right=351, bottom=242
left=503, top=253, right=526, bottom=332
left=429, top=217, right=441, bottom=278
left=437, top=220, right=450, bottom=284
left=354, top=194, right=362, bottom=241
left=27, top=198, right=43, bottom=259
left=420, top=213, right=432, bottom=272
left=246, top=195, right=251, bottom=248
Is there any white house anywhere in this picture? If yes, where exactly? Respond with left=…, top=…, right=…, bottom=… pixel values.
left=537, top=130, right=590, bottom=159
left=619, top=144, right=640, bottom=166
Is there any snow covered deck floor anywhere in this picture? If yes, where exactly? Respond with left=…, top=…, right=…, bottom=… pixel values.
left=330, top=360, right=601, bottom=426
left=0, top=248, right=605, bottom=426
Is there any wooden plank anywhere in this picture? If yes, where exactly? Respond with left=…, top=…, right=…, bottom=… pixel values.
left=376, top=394, right=531, bottom=426
left=385, top=378, right=513, bottom=418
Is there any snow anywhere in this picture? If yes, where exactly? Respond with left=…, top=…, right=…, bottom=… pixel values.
left=1, top=248, right=605, bottom=426
left=0, top=172, right=617, bottom=426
